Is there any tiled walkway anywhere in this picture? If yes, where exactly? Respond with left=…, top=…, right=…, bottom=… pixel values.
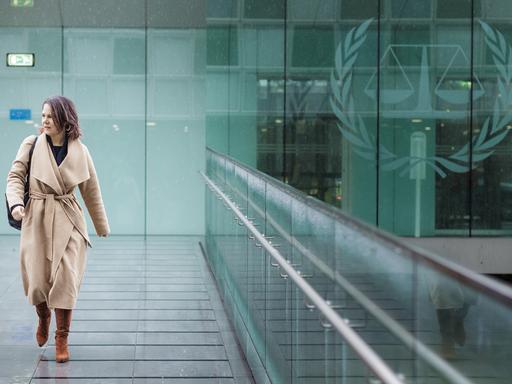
left=0, top=235, right=254, bottom=383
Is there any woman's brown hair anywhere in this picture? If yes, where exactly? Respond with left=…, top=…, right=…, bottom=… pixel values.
left=42, top=96, right=82, bottom=140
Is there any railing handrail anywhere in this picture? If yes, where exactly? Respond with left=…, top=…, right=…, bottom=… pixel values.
left=202, top=171, right=405, bottom=384
left=223, top=178, right=473, bottom=384
left=212, top=164, right=471, bottom=384
left=206, top=146, right=512, bottom=307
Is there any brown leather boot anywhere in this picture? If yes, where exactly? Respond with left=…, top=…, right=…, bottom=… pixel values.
left=54, top=309, right=72, bottom=363
left=35, top=302, right=51, bottom=347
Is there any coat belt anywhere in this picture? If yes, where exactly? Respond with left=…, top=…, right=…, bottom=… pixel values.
left=29, top=191, right=77, bottom=283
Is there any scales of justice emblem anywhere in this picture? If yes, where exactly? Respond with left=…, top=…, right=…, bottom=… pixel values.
left=330, top=19, right=512, bottom=179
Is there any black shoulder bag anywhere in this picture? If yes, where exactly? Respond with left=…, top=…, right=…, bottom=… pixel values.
left=5, top=136, right=38, bottom=230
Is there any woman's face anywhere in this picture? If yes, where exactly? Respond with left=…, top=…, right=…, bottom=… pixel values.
left=41, top=103, right=61, bottom=138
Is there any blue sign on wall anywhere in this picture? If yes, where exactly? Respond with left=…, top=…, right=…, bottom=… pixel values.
left=9, top=109, right=31, bottom=120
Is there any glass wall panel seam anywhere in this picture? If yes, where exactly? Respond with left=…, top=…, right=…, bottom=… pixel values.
left=376, top=0, right=382, bottom=227
left=144, top=0, right=148, bottom=237
left=469, top=0, right=474, bottom=236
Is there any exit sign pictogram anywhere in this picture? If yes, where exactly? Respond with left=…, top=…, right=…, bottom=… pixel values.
left=11, top=0, right=34, bottom=7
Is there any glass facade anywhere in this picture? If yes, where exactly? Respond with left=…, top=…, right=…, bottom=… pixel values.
left=0, top=1, right=206, bottom=235
left=206, top=0, right=512, bottom=237
left=2, top=0, right=512, bottom=238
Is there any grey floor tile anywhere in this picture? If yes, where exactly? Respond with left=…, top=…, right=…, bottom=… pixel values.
left=0, top=377, right=31, bottom=384
left=220, top=331, right=241, bottom=347
left=83, top=272, right=150, bottom=277
left=144, top=285, right=206, bottom=292
left=138, top=310, right=215, bottom=321
left=139, top=301, right=211, bottom=310
left=81, top=284, right=144, bottom=292
left=137, top=320, right=219, bottom=333
left=75, top=300, right=142, bottom=310
left=134, top=360, right=232, bottom=378
left=72, top=310, right=139, bottom=320
left=228, top=359, right=253, bottom=377
left=0, top=331, right=37, bottom=346
left=48, top=332, right=137, bottom=345
left=79, top=292, right=145, bottom=300
left=145, top=292, right=209, bottom=300
left=42, top=345, right=135, bottom=361
left=0, top=356, right=40, bottom=377
left=143, top=278, right=205, bottom=285
left=143, top=272, right=203, bottom=278
left=135, top=345, right=227, bottom=360
left=0, top=236, right=254, bottom=383
left=33, top=361, right=134, bottom=378
left=82, top=277, right=147, bottom=284
left=137, top=332, right=223, bottom=345
left=72, top=320, right=138, bottom=332
left=224, top=344, right=247, bottom=361
left=133, top=379, right=235, bottom=384
left=0, top=307, right=37, bottom=320
left=32, top=380, right=133, bottom=384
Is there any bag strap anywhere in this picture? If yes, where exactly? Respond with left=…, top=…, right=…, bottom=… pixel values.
left=27, top=135, right=38, bottom=179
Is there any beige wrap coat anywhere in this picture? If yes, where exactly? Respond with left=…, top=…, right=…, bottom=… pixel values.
left=6, top=134, right=110, bottom=309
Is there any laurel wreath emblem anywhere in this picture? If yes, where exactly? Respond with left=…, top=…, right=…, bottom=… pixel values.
left=330, top=19, right=512, bottom=178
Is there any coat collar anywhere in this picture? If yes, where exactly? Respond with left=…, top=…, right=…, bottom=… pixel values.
left=31, top=134, right=90, bottom=194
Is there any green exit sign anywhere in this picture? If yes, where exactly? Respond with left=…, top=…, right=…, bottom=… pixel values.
left=11, top=0, right=34, bottom=7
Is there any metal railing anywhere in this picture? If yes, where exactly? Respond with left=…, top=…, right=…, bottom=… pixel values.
left=202, top=171, right=404, bottom=384
left=206, top=147, right=512, bottom=308
left=203, top=147, right=512, bottom=383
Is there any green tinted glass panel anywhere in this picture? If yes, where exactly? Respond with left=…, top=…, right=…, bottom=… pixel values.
left=207, top=0, right=238, bottom=18
left=391, top=0, right=431, bottom=18
left=114, top=36, right=145, bottom=74
left=340, top=0, right=378, bottom=19
left=291, top=26, right=334, bottom=68
left=207, top=25, right=238, bottom=66
left=437, top=0, right=471, bottom=18
left=244, top=0, right=285, bottom=19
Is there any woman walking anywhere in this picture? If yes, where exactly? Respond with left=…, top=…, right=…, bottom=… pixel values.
left=6, top=95, right=110, bottom=362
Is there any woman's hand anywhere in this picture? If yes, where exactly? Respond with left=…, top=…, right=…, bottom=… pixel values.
left=12, top=206, right=25, bottom=221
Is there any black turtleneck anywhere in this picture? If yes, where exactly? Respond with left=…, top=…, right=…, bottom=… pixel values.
left=46, top=134, right=68, bottom=166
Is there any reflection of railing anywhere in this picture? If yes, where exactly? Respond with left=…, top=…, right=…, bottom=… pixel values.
left=202, top=171, right=403, bottom=384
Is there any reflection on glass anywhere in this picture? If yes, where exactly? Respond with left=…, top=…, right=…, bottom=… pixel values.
left=205, top=0, right=512, bottom=236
